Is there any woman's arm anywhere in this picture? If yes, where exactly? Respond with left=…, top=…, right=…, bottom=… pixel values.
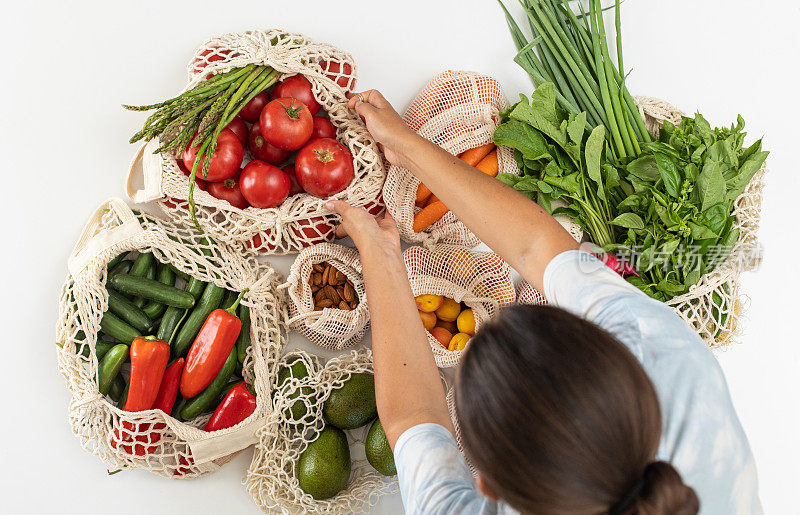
left=348, top=90, right=579, bottom=293
left=327, top=201, right=452, bottom=448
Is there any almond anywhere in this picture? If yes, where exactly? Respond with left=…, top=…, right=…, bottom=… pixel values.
left=324, top=285, right=340, bottom=304
left=313, top=263, right=325, bottom=273
left=317, top=298, right=334, bottom=309
left=322, top=264, right=331, bottom=285
left=314, top=288, right=327, bottom=304
left=334, top=269, right=345, bottom=284
left=339, top=300, right=350, bottom=310
left=343, top=282, right=356, bottom=303
left=349, top=300, right=358, bottom=309
left=313, top=272, right=322, bottom=286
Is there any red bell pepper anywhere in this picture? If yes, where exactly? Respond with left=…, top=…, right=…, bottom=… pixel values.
left=174, top=453, right=194, bottom=476
left=204, top=382, right=257, bottom=431
left=124, top=336, right=170, bottom=412
left=153, top=358, right=185, bottom=414
left=112, top=419, right=160, bottom=456
left=180, top=290, right=247, bottom=398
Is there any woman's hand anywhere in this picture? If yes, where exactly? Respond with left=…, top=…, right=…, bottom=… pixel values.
left=347, top=90, right=418, bottom=168
left=326, top=200, right=401, bottom=260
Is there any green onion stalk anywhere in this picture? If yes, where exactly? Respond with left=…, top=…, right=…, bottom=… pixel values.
left=125, top=65, right=278, bottom=232
left=498, top=0, right=650, bottom=159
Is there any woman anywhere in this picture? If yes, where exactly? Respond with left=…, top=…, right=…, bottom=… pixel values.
left=327, top=90, right=760, bottom=514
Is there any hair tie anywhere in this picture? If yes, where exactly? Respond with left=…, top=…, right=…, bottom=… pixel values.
left=609, top=478, right=645, bottom=515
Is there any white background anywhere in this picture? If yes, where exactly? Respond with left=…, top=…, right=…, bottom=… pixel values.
left=2, top=0, right=798, bottom=513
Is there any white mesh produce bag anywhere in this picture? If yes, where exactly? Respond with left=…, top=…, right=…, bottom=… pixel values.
left=515, top=279, right=547, bottom=305
left=246, top=349, right=397, bottom=513
left=282, top=243, right=369, bottom=350
left=55, top=198, right=287, bottom=478
left=404, top=244, right=516, bottom=368
left=126, top=29, right=385, bottom=254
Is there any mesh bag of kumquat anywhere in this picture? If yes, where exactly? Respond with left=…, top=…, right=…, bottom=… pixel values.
left=126, top=28, right=385, bottom=254
left=404, top=244, right=516, bottom=368
left=246, top=349, right=398, bottom=513
left=55, top=198, right=287, bottom=478
left=515, top=279, right=547, bottom=305
left=382, top=70, right=519, bottom=248
left=281, top=243, right=369, bottom=351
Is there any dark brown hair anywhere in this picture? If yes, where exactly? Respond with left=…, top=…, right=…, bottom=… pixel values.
left=455, top=305, right=699, bottom=514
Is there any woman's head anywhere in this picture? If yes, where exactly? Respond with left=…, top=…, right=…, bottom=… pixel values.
left=455, top=305, right=698, bottom=514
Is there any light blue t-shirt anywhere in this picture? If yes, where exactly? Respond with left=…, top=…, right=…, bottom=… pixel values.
left=394, top=250, right=760, bottom=515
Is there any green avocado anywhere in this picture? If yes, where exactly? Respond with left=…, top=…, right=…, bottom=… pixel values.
left=277, top=358, right=314, bottom=422
left=323, top=373, right=377, bottom=430
left=298, top=426, right=351, bottom=500
left=365, top=418, right=396, bottom=476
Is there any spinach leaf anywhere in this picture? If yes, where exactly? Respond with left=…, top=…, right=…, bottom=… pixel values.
left=652, top=151, right=682, bottom=198
left=610, top=213, right=645, bottom=229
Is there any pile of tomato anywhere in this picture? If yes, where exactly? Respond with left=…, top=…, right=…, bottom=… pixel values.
left=180, top=74, right=354, bottom=210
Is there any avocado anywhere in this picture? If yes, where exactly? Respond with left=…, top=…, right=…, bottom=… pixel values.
left=277, top=359, right=314, bottom=421
left=365, top=418, right=396, bottom=476
left=298, top=426, right=351, bottom=500
left=323, top=373, right=377, bottom=430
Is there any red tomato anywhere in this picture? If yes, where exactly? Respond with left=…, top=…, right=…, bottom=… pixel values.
left=177, top=160, right=207, bottom=191
left=248, top=122, right=289, bottom=164
left=239, top=91, right=269, bottom=123
left=271, top=75, right=320, bottom=116
left=364, top=195, right=385, bottom=216
left=239, top=161, right=291, bottom=208
left=282, top=163, right=304, bottom=195
left=248, top=232, right=278, bottom=252
left=320, top=60, right=354, bottom=90
left=295, top=138, right=355, bottom=197
left=225, top=116, right=248, bottom=147
left=192, top=48, right=232, bottom=78
left=311, top=116, right=336, bottom=139
left=293, top=216, right=335, bottom=246
left=207, top=174, right=249, bottom=209
left=182, top=128, right=243, bottom=182
left=259, top=97, right=313, bottom=151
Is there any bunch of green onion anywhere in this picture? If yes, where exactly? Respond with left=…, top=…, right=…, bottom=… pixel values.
left=125, top=64, right=278, bottom=230
left=498, top=0, right=649, bottom=160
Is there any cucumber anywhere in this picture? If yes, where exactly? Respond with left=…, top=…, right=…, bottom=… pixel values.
left=95, top=340, right=117, bottom=360
left=186, top=277, right=206, bottom=300
left=109, top=375, right=126, bottom=403
left=107, top=290, right=154, bottom=334
left=142, top=264, right=176, bottom=319
left=168, top=265, right=192, bottom=282
left=221, top=290, right=239, bottom=310
left=99, top=312, right=139, bottom=345
left=108, top=260, right=132, bottom=280
left=98, top=344, right=129, bottom=395
left=180, top=348, right=236, bottom=421
left=105, top=253, right=126, bottom=272
left=129, top=252, right=156, bottom=308
left=172, top=283, right=224, bottom=357
left=157, top=306, right=185, bottom=343
left=236, top=305, right=251, bottom=364
left=110, top=274, right=195, bottom=309
left=133, top=265, right=157, bottom=307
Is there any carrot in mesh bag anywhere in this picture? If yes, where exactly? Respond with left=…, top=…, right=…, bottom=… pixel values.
left=55, top=198, right=287, bottom=478
left=246, top=349, right=398, bottom=513
left=125, top=29, right=385, bottom=255
left=403, top=244, right=516, bottom=368
left=281, top=243, right=370, bottom=350
left=383, top=70, right=520, bottom=248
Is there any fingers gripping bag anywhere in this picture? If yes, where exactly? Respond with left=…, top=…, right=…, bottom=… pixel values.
left=246, top=349, right=397, bottom=513
left=404, top=244, right=516, bottom=368
left=282, top=243, right=369, bottom=350
left=55, top=198, right=288, bottom=478
left=383, top=70, right=518, bottom=247
left=126, top=29, right=385, bottom=254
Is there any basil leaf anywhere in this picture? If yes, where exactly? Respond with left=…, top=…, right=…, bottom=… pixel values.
left=627, top=154, right=660, bottom=182
left=610, top=213, right=645, bottom=229
left=653, top=151, right=682, bottom=198
left=697, top=161, right=726, bottom=212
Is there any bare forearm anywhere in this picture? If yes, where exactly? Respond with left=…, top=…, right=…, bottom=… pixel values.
left=401, top=134, right=578, bottom=292
left=360, top=245, right=453, bottom=448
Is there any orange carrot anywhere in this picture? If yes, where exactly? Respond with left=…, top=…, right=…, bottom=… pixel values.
left=458, top=143, right=495, bottom=167
left=416, top=183, right=433, bottom=204
left=413, top=201, right=450, bottom=232
left=425, top=194, right=441, bottom=207
left=475, top=149, right=499, bottom=177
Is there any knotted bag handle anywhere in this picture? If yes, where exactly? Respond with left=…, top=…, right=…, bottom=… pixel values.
left=126, top=140, right=165, bottom=204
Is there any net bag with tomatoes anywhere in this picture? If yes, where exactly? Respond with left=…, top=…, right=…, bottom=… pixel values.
left=55, top=198, right=288, bottom=478
left=404, top=245, right=516, bottom=368
left=126, top=29, right=385, bottom=254
left=381, top=70, right=521, bottom=248
left=246, top=349, right=397, bottom=513
left=281, top=243, right=369, bottom=351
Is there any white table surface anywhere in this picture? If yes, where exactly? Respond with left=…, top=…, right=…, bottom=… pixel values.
left=3, top=0, right=798, bottom=513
